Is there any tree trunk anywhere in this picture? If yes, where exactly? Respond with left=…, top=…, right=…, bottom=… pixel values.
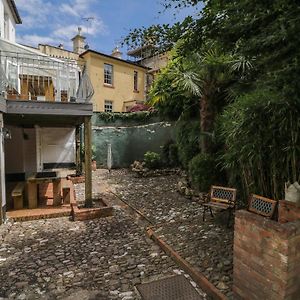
left=199, top=93, right=215, bottom=154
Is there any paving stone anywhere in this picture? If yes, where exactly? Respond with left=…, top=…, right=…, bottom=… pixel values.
left=0, top=169, right=209, bottom=300
left=101, top=169, right=234, bottom=299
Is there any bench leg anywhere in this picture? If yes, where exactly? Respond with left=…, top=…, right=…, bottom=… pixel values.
left=209, top=207, right=214, bottom=218
left=203, top=206, right=214, bottom=222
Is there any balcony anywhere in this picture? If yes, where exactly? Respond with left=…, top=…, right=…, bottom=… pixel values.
left=0, top=38, right=93, bottom=104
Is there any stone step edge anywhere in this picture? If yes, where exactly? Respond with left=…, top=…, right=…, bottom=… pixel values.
left=8, top=210, right=71, bottom=222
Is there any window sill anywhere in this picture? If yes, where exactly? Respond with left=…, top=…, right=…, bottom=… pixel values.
left=133, top=90, right=139, bottom=93
left=103, top=84, right=115, bottom=89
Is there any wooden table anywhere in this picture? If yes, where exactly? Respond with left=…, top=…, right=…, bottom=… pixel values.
left=27, top=173, right=63, bottom=208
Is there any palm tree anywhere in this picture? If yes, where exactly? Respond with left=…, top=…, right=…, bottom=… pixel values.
left=150, top=45, right=252, bottom=153
left=179, top=49, right=234, bottom=153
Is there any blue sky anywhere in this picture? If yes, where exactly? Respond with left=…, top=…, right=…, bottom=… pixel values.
left=14, top=0, right=202, bottom=57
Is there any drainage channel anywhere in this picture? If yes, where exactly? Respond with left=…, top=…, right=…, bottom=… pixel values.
left=109, top=190, right=227, bottom=300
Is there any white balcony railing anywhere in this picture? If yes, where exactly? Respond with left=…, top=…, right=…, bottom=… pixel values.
left=0, top=39, right=93, bottom=103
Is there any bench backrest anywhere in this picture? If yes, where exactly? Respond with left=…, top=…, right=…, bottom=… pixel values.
left=210, top=185, right=237, bottom=206
left=248, top=194, right=277, bottom=218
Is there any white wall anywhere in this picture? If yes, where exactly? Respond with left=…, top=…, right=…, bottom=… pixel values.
left=0, top=0, right=17, bottom=42
left=5, top=126, right=75, bottom=174
left=0, top=1, right=4, bottom=40
left=0, top=113, right=6, bottom=210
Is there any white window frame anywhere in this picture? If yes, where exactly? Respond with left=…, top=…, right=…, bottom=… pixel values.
left=134, top=71, right=138, bottom=91
left=104, top=63, right=113, bottom=85
left=7, top=60, right=20, bottom=94
left=104, top=100, right=113, bottom=112
left=4, top=13, right=9, bottom=40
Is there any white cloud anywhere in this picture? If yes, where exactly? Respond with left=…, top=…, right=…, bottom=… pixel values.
left=15, top=0, right=108, bottom=50
left=59, top=0, right=96, bottom=18
left=15, top=0, right=54, bottom=28
left=17, top=34, right=59, bottom=47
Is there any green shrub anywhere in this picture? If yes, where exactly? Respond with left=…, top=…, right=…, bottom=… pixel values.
left=143, top=151, right=161, bottom=169
left=188, top=153, right=217, bottom=192
left=161, top=140, right=179, bottom=167
left=168, top=143, right=179, bottom=166
left=176, top=120, right=200, bottom=168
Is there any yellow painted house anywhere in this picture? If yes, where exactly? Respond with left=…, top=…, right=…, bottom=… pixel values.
left=80, top=49, right=149, bottom=112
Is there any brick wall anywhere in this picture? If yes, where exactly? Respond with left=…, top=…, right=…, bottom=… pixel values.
left=233, top=210, right=300, bottom=300
left=39, top=183, right=53, bottom=200
left=278, top=200, right=300, bottom=224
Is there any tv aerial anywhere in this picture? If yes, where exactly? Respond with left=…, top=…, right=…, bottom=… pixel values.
left=82, top=17, right=95, bottom=36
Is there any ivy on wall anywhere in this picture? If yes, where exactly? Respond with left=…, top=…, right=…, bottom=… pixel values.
left=93, top=111, right=159, bottom=124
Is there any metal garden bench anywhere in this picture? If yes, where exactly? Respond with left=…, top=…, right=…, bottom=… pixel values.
left=202, top=185, right=237, bottom=227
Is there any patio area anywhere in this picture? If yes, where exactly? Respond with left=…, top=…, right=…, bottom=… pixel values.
left=74, top=169, right=234, bottom=298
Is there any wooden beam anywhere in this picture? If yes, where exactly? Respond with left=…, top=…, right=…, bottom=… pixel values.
left=75, top=125, right=82, bottom=175
left=84, top=116, right=92, bottom=207
left=0, top=113, right=4, bottom=224
left=6, top=100, right=93, bottom=116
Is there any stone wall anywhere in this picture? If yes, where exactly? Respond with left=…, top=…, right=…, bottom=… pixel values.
left=233, top=210, right=300, bottom=300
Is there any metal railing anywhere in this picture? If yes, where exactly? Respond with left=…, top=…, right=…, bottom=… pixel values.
left=0, top=49, right=93, bottom=103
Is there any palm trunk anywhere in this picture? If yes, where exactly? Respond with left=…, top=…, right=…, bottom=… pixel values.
left=200, top=93, right=214, bottom=154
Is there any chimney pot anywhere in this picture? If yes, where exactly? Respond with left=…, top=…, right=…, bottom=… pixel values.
left=111, top=47, right=122, bottom=59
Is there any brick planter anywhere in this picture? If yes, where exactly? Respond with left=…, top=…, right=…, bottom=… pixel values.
left=71, top=198, right=113, bottom=221
left=233, top=210, right=300, bottom=300
left=67, top=175, right=85, bottom=184
left=278, top=200, right=300, bottom=223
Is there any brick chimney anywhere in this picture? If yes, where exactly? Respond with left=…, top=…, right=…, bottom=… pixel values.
left=71, top=27, right=86, bottom=54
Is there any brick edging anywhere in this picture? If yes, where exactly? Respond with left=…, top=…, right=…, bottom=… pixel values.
left=109, top=190, right=154, bottom=225
left=71, top=192, right=113, bottom=221
left=147, top=228, right=228, bottom=300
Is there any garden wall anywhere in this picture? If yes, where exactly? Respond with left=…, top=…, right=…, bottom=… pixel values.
left=233, top=210, right=300, bottom=300
left=92, top=113, right=175, bottom=168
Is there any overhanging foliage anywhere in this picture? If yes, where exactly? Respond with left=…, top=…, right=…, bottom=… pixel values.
left=220, top=90, right=300, bottom=200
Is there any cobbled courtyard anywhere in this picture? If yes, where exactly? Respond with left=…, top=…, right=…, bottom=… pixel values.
left=0, top=169, right=214, bottom=300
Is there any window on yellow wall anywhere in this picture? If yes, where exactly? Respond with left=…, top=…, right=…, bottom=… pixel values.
left=104, top=100, right=113, bottom=112
left=134, top=71, right=138, bottom=91
left=104, top=63, right=113, bottom=85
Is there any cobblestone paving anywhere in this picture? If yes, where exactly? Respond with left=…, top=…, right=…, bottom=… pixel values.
left=108, top=170, right=204, bottom=224
left=105, top=169, right=234, bottom=298
left=154, top=220, right=233, bottom=298
left=0, top=208, right=206, bottom=299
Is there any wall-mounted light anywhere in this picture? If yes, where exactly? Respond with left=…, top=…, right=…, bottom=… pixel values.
left=1, top=128, right=11, bottom=140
